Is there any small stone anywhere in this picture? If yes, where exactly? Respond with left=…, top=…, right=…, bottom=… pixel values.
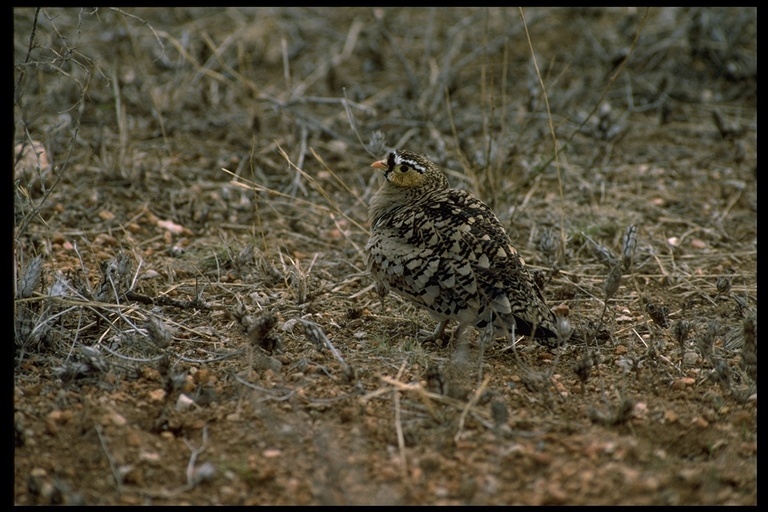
left=175, top=393, right=195, bottom=411
left=148, top=389, right=167, bottom=402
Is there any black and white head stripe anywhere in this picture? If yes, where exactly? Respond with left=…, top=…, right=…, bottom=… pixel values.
left=388, top=150, right=427, bottom=173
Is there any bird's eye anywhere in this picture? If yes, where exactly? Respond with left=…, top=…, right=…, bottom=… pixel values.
left=399, top=165, right=409, bottom=173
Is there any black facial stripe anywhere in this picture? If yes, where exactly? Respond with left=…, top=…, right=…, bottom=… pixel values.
left=387, top=151, right=397, bottom=170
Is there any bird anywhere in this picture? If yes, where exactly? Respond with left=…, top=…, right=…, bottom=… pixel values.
left=365, top=149, right=570, bottom=349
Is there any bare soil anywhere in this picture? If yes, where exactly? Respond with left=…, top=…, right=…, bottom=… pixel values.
left=13, top=7, right=756, bottom=505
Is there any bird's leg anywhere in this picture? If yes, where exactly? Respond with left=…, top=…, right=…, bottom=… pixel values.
left=476, top=323, right=495, bottom=386
left=375, top=281, right=388, bottom=308
left=449, top=323, right=471, bottom=372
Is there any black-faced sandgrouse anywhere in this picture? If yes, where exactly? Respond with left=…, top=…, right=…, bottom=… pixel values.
left=365, top=149, right=571, bottom=349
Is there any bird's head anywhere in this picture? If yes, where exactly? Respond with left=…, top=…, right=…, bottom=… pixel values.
left=371, top=149, right=448, bottom=190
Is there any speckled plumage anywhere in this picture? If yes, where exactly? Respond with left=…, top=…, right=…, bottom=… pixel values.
left=365, top=149, right=567, bottom=347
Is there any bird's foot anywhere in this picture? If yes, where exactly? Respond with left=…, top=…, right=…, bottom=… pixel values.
left=419, top=320, right=451, bottom=348
left=419, top=329, right=451, bottom=348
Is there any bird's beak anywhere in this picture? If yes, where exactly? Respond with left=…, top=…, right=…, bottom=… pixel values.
left=371, top=159, right=388, bottom=170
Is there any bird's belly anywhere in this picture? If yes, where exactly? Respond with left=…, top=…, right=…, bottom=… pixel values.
left=389, top=285, right=480, bottom=324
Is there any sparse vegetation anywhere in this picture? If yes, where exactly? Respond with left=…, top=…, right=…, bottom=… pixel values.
left=14, top=7, right=756, bottom=505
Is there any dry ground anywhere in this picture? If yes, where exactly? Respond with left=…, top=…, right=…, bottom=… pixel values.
left=13, top=7, right=756, bottom=505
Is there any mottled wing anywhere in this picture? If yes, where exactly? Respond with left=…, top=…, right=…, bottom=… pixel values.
left=439, top=190, right=558, bottom=338
left=366, top=196, right=481, bottom=324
